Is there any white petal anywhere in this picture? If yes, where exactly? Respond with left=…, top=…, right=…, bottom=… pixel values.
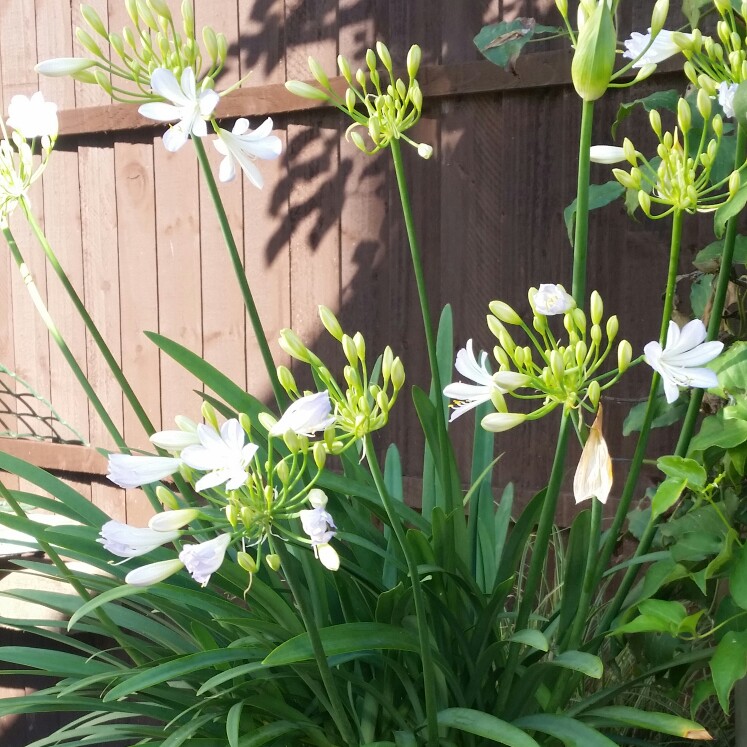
left=443, top=381, right=490, bottom=402
left=194, top=468, right=234, bottom=492
left=162, top=125, right=189, bottom=152
left=316, top=543, right=340, bottom=571
left=589, top=145, right=626, bottom=164
left=180, top=67, right=197, bottom=99
left=447, top=398, right=485, bottom=422
left=233, top=148, right=264, bottom=188
left=662, top=376, right=681, bottom=404
left=198, top=89, right=220, bottom=119
left=138, top=101, right=181, bottom=122
left=219, top=155, right=236, bottom=182
left=151, top=68, right=189, bottom=105
left=232, top=118, right=250, bottom=136
left=670, top=341, right=723, bottom=367
left=246, top=117, right=273, bottom=139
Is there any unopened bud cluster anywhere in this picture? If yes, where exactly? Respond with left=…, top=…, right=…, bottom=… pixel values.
left=278, top=306, right=405, bottom=449
left=611, top=94, right=740, bottom=218
left=36, top=1, right=226, bottom=103
left=674, top=2, right=747, bottom=106
left=469, top=288, right=632, bottom=432
left=286, top=42, right=432, bottom=158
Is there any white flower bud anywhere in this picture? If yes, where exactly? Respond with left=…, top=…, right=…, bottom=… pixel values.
left=125, top=559, right=184, bottom=587
left=35, top=57, right=96, bottom=77
left=149, top=508, right=199, bottom=532
left=481, top=412, right=526, bottom=433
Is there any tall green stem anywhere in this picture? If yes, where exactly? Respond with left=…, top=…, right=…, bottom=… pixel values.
left=22, top=201, right=156, bottom=439
left=364, top=434, right=439, bottom=747
left=594, top=211, right=685, bottom=637
left=273, top=540, right=356, bottom=746
left=496, top=412, right=572, bottom=713
left=3, top=226, right=127, bottom=451
left=572, top=100, right=595, bottom=307
left=595, top=210, right=683, bottom=588
left=389, top=140, right=456, bottom=503
left=599, top=126, right=747, bottom=632
left=191, top=137, right=286, bottom=410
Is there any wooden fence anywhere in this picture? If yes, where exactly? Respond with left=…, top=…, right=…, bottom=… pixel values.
left=0, top=0, right=712, bottom=741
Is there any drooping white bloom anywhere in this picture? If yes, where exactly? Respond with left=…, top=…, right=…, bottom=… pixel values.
left=300, top=503, right=338, bottom=569
left=148, top=508, right=200, bottom=532
left=98, top=520, right=179, bottom=559
left=270, top=391, right=336, bottom=437
left=107, top=454, right=181, bottom=489
left=179, top=533, right=232, bottom=586
left=180, top=419, right=258, bottom=492
left=718, top=82, right=738, bottom=118
left=589, top=145, right=626, bottom=164
left=125, top=558, right=184, bottom=586
left=622, top=29, right=686, bottom=68
left=573, top=407, right=613, bottom=505
left=643, top=319, right=723, bottom=404
left=7, top=92, right=58, bottom=139
left=213, top=117, right=282, bottom=186
left=138, top=67, right=220, bottom=152
left=532, top=284, right=575, bottom=316
left=300, top=505, right=336, bottom=547
left=443, top=340, right=529, bottom=422
left=481, top=412, right=527, bottom=432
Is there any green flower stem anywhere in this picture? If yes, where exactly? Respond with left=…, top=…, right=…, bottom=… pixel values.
left=21, top=201, right=213, bottom=509
left=496, top=412, right=572, bottom=713
left=3, top=226, right=127, bottom=451
left=389, top=140, right=455, bottom=506
left=191, top=137, right=286, bottom=410
left=22, top=201, right=157, bottom=439
left=593, top=210, right=685, bottom=638
left=273, top=540, right=356, bottom=747
left=675, top=123, right=747, bottom=455
left=364, top=434, right=439, bottom=747
left=571, top=100, right=595, bottom=307
left=0, top=476, right=146, bottom=666
left=597, top=126, right=747, bottom=632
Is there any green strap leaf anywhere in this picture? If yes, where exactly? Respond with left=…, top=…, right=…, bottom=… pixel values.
left=263, top=622, right=422, bottom=667
left=584, top=705, right=712, bottom=739
left=437, top=708, right=539, bottom=747
left=68, top=584, right=147, bottom=632
left=103, top=648, right=259, bottom=701
left=514, top=714, right=618, bottom=746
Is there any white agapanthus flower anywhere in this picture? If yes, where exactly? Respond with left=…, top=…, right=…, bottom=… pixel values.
left=6, top=92, right=58, bottom=139
left=270, top=391, right=336, bottom=437
left=213, top=117, right=282, bottom=186
left=718, top=82, right=738, bottom=118
left=643, top=319, right=723, bottom=404
left=107, top=454, right=182, bottom=489
left=299, top=498, right=339, bottom=570
left=179, top=533, right=232, bottom=586
left=622, top=29, right=686, bottom=68
left=125, top=558, right=184, bottom=587
left=180, top=419, right=258, bottom=492
left=532, top=284, right=575, bottom=316
left=138, top=67, right=220, bottom=152
left=98, top=520, right=179, bottom=559
left=443, top=340, right=529, bottom=422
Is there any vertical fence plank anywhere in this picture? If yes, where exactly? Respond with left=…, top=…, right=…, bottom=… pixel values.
left=114, top=138, right=160, bottom=449
left=239, top=0, right=289, bottom=403
left=79, top=138, right=124, bottom=451
left=195, top=0, right=247, bottom=394
left=154, top=139, right=203, bottom=426
left=285, top=0, right=340, bottom=382
left=37, top=0, right=89, bottom=448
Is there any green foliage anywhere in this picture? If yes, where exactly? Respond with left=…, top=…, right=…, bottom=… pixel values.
left=474, top=19, right=560, bottom=71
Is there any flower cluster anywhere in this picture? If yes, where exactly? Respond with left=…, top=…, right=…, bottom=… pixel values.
left=286, top=42, right=432, bottom=158
left=35, top=1, right=282, bottom=184
left=277, top=306, right=406, bottom=450
left=102, top=389, right=349, bottom=587
left=0, top=93, right=58, bottom=225
left=601, top=92, right=740, bottom=218
left=445, top=285, right=632, bottom=433
left=669, top=1, right=747, bottom=120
